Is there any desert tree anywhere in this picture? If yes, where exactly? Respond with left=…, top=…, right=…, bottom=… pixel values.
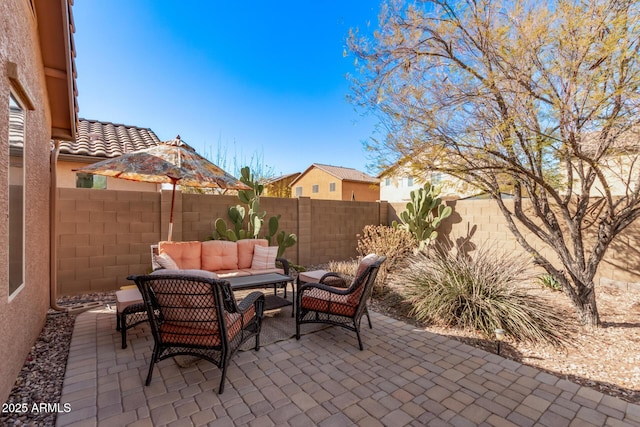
left=348, top=0, right=640, bottom=326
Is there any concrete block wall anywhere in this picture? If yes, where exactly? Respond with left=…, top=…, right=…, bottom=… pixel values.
left=57, top=188, right=161, bottom=295
left=179, top=192, right=237, bottom=242
left=56, top=190, right=381, bottom=294
left=56, top=188, right=639, bottom=295
left=389, top=199, right=640, bottom=289
left=308, top=199, right=382, bottom=264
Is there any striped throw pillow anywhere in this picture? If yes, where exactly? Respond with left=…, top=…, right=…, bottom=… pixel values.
left=251, top=245, right=278, bottom=269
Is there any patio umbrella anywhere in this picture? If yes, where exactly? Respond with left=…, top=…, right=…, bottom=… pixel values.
left=73, top=136, right=249, bottom=241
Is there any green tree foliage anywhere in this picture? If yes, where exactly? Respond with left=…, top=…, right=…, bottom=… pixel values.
left=348, top=0, right=640, bottom=327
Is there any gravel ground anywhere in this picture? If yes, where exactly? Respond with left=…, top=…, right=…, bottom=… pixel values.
left=0, top=293, right=115, bottom=427
left=1, top=283, right=638, bottom=426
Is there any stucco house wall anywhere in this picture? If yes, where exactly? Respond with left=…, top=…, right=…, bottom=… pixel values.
left=291, top=164, right=380, bottom=201
left=292, top=167, right=343, bottom=199
left=379, top=161, right=478, bottom=202
left=563, top=153, right=640, bottom=197
left=57, top=158, right=159, bottom=191
left=341, top=180, right=379, bottom=202
left=0, top=0, right=76, bottom=404
left=380, top=174, right=425, bottom=202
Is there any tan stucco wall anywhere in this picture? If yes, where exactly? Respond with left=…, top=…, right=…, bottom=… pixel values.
left=292, top=168, right=380, bottom=201
left=582, top=154, right=639, bottom=197
left=292, top=168, right=342, bottom=199
left=380, top=167, right=476, bottom=202
left=0, top=0, right=55, bottom=404
left=57, top=159, right=159, bottom=191
left=341, top=180, right=380, bottom=202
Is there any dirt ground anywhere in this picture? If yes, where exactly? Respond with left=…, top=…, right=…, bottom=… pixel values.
left=369, top=283, right=640, bottom=404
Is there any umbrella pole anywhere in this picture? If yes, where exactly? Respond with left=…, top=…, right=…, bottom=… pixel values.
left=168, top=179, right=178, bottom=241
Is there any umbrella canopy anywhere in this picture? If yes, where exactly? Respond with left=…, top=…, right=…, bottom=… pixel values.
left=73, top=136, right=249, bottom=240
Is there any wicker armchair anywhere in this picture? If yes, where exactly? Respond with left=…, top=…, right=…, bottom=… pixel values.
left=128, top=272, right=264, bottom=394
left=295, top=254, right=386, bottom=350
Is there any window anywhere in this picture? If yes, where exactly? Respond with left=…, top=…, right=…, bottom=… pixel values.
left=295, top=186, right=303, bottom=197
left=385, top=178, right=390, bottom=186
left=9, top=93, right=25, bottom=297
left=312, top=184, right=319, bottom=193
left=329, top=182, right=336, bottom=192
left=76, top=172, right=107, bottom=189
left=407, top=176, right=414, bottom=186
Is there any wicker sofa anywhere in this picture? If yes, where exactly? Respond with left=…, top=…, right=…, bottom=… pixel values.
left=153, top=238, right=290, bottom=277
left=117, top=239, right=290, bottom=349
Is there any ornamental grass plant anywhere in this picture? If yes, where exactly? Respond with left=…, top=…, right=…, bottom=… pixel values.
left=398, top=244, right=573, bottom=346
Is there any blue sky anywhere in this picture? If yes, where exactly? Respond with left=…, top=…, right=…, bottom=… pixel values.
left=73, top=1, right=382, bottom=178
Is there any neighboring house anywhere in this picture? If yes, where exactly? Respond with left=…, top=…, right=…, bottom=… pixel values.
left=57, top=118, right=162, bottom=191
left=379, top=161, right=476, bottom=202
left=1, top=0, right=78, bottom=404
left=289, top=163, right=380, bottom=201
left=561, top=129, right=640, bottom=197
left=262, top=172, right=300, bottom=198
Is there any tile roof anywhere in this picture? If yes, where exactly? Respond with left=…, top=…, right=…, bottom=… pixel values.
left=580, top=127, right=640, bottom=155
left=58, top=118, right=162, bottom=158
left=264, top=172, right=301, bottom=184
left=308, top=163, right=379, bottom=183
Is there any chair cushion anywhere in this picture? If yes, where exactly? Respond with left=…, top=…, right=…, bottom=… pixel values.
left=348, top=254, right=379, bottom=306
left=301, top=288, right=356, bottom=317
left=202, top=240, right=238, bottom=271
left=115, top=288, right=143, bottom=312
left=159, top=306, right=256, bottom=347
left=159, top=241, right=202, bottom=270
left=237, top=239, right=268, bottom=269
left=151, top=279, right=219, bottom=331
left=160, top=322, right=222, bottom=347
left=225, top=306, right=257, bottom=341
left=251, top=245, right=278, bottom=269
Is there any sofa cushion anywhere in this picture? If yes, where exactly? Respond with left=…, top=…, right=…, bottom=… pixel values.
left=201, top=240, right=238, bottom=271
left=159, top=241, right=202, bottom=270
left=237, top=239, right=268, bottom=269
left=251, top=245, right=278, bottom=269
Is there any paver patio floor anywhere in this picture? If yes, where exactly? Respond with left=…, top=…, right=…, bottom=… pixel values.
left=56, top=307, right=640, bottom=426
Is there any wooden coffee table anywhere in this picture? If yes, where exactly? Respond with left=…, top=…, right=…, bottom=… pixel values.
left=226, top=273, right=294, bottom=315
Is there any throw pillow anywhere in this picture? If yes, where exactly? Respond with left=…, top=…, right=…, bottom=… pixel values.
left=251, top=245, right=278, bottom=269
left=156, top=252, right=179, bottom=270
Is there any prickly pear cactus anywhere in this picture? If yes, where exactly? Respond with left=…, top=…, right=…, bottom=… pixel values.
left=392, top=182, right=452, bottom=248
left=211, top=167, right=297, bottom=257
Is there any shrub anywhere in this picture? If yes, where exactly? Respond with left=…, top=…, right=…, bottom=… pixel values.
left=539, top=273, right=563, bottom=292
left=356, top=225, right=418, bottom=293
left=398, top=244, right=572, bottom=346
left=327, top=260, right=358, bottom=277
